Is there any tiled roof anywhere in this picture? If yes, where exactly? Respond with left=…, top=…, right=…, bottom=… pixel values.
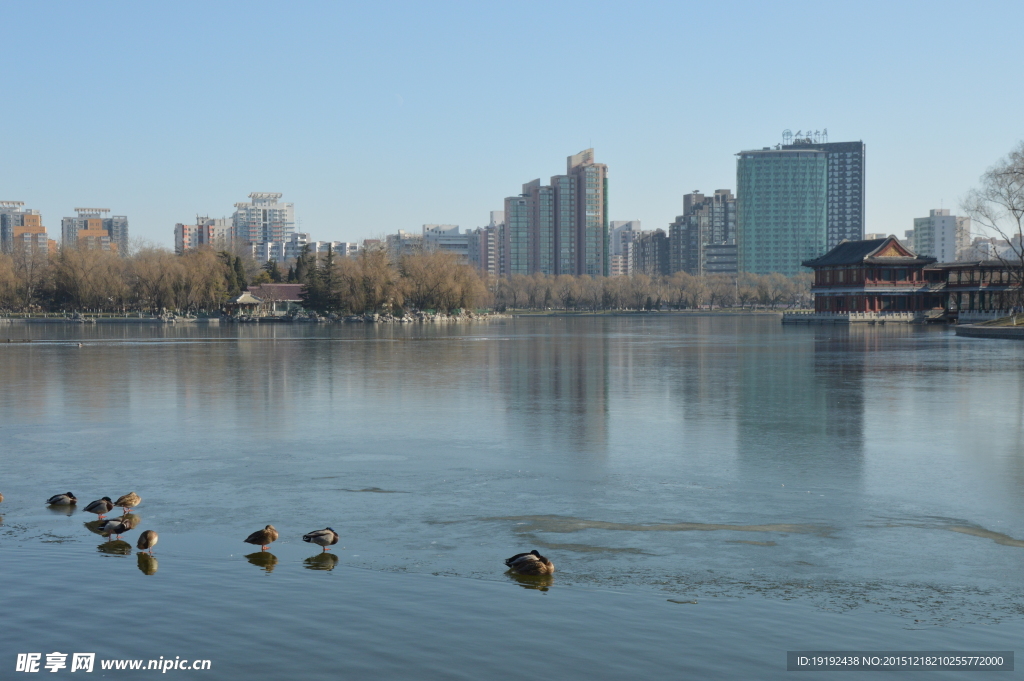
left=803, top=237, right=935, bottom=267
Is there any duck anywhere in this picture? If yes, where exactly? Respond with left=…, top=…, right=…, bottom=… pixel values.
left=114, top=492, right=141, bottom=515
left=46, top=492, right=77, bottom=506
left=101, top=518, right=133, bottom=540
left=302, top=528, right=340, bottom=552
left=244, top=525, right=279, bottom=551
left=137, top=530, right=158, bottom=553
left=504, top=549, right=555, bottom=575
left=83, top=497, right=114, bottom=519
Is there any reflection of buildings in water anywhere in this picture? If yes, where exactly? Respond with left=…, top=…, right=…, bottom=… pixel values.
left=497, top=320, right=609, bottom=456
left=735, top=325, right=865, bottom=483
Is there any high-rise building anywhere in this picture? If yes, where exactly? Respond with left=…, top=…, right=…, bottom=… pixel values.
left=61, top=208, right=129, bottom=253
left=912, top=209, right=971, bottom=263
left=502, top=149, right=609, bottom=277
left=609, top=221, right=640, bottom=276
left=736, top=147, right=828, bottom=276
left=633, top=229, right=670, bottom=276
left=1, top=202, right=56, bottom=255
left=668, top=190, right=736, bottom=275
left=231, top=193, right=295, bottom=248
left=781, top=137, right=865, bottom=249
left=468, top=212, right=503, bottom=277
left=174, top=217, right=231, bottom=254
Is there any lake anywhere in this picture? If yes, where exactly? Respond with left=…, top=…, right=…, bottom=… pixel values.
left=2, top=316, right=1023, bottom=678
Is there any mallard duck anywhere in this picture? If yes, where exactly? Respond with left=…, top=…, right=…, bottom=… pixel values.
left=101, top=518, right=134, bottom=540
left=114, top=492, right=141, bottom=515
left=137, top=530, right=158, bottom=553
left=302, top=527, right=339, bottom=552
left=504, top=549, right=555, bottom=575
left=244, top=525, right=279, bottom=551
left=119, top=513, right=141, bottom=530
left=46, top=492, right=77, bottom=506
left=84, top=497, right=114, bottom=519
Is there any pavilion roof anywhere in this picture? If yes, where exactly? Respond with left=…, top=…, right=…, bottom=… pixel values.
left=803, top=237, right=936, bottom=268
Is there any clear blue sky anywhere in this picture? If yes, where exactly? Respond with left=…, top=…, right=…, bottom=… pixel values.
left=2, top=0, right=1021, bottom=247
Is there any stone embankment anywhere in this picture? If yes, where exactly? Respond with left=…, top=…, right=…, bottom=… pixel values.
left=955, top=324, right=1024, bottom=340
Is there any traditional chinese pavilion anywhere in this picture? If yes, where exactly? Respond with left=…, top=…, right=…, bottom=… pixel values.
left=802, top=237, right=937, bottom=313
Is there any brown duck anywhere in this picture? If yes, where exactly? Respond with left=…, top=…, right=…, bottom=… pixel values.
left=505, top=550, right=555, bottom=575
left=244, top=525, right=279, bottom=551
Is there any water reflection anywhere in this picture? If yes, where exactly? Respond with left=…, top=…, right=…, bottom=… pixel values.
left=735, top=325, right=865, bottom=485
left=119, top=514, right=141, bottom=530
left=505, top=571, right=553, bottom=591
left=97, top=540, right=132, bottom=555
left=47, top=505, right=77, bottom=517
left=303, top=553, right=339, bottom=571
left=245, top=552, right=279, bottom=573
left=84, top=520, right=108, bottom=536
left=498, top=320, right=610, bottom=456
left=136, top=552, right=158, bottom=575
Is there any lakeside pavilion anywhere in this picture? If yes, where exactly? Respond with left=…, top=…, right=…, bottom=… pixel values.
left=803, top=236, right=1022, bottom=315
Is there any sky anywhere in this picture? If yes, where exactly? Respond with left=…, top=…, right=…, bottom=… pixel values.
left=2, top=0, right=1022, bottom=248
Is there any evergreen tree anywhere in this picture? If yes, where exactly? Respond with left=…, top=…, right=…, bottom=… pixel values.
left=286, top=265, right=296, bottom=283
left=294, top=244, right=312, bottom=284
left=233, top=257, right=247, bottom=291
left=221, top=251, right=240, bottom=296
left=299, top=253, right=324, bottom=312
left=264, top=259, right=283, bottom=283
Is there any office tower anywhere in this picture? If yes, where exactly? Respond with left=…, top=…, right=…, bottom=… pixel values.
left=502, top=149, right=609, bottom=277
left=61, top=208, right=129, bottom=253
left=174, top=217, right=231, bottom=254
left=231, top=193, right=295, bottom=248
left=632, top=229, right=670, bottom=276
left=781, top=135, right=865, bottom=249
left=912, top=209, right=971, bottom=262
left=668, top=190, right=736, bottom=275
left=422, top=225, right=470, bottom=261
left=1, top=202, right=55, bottom=255
left=736, top=147, right=828, bottom=276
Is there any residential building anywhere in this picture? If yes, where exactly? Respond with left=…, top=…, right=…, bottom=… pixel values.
left=502, top=149, right=609, bottom=277
left=911, top=209, right=971, bottom=263
left=61, top=208, right=129, bottom=253
left=736, top=147, right=828, bottom=276
left=468, top=212, right=503, bottom=277
left=1, top=202, right=56, bottom=255
left=174, top=217, right=231, bottom=255
left=422, top=224, right=469, bottom=261
left=782, top=137, right=866, bottom=249
left=609, top=220, right=640, bottom=277
left=668, top=190, right=736, bottom=275
left=633, top=229, right=669, bottom=276
left=231, top=193, right=295, bottom=248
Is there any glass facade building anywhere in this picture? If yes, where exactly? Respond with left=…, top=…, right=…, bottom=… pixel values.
left=736, top=149, right=827, bottom=276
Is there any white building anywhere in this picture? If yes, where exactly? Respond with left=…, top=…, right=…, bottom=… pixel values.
left=911, top=209, right=971, bottom=263
left=232, top=192, right=295, bottom=247
left=610, top=220, right=640, bottom=276
left=386, top=230, right=423, bottom=260
left=422, top=224, right=469, bottom=261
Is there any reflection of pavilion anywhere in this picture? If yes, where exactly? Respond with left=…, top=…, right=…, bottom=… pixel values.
left=497, top=321, right=609, bottom=456
left=735, top=326, right=865, bottom=484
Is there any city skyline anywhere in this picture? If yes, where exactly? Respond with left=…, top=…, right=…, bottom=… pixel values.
left=1, top=2, right=1020, bottom=249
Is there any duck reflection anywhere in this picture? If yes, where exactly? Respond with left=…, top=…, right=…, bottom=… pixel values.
left=505, top=571, right=554, bottom=591
left=48, top=505, right=77, bottom=517
left=303, top=553, right=339, bottom=571
left=97, top=540, right=132, bottom=555
left=84, top=519, right=108, bottom=536
left=245, top=551, right=278, bottom=573
left=119, top=513, right=141, bottom=530
left=136, top=552, right=158, bottom=575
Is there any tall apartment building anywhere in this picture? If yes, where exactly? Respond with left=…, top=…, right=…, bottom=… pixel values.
left=911, top=209, right=971, bottom=263
left=174, top=217, right=231, bottom=254
left=502, top=149, right=609, bottom=277
left=61, top=208, right=129, bottom=253
left=231, top=193, right=295, bottom=247
left=467, top=212, right=503, bottom=277
left=668, top=190, right=736, bottom=275
left=736, top=147, right=828, bottom=276
left=632, top=229, right=670, bottom=276
left=1, top=201, right=56, bottom=255
left=782, top=137, right=865, bottom=248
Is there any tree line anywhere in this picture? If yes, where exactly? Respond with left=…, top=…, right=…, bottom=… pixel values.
left=0, top=243, right=812, bottom=314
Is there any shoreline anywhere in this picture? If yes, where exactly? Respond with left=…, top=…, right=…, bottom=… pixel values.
left=955, top=324, right=1024, bottom=340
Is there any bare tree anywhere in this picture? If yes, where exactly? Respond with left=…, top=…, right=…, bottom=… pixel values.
left=962, top=140, right=1024, bottom=307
